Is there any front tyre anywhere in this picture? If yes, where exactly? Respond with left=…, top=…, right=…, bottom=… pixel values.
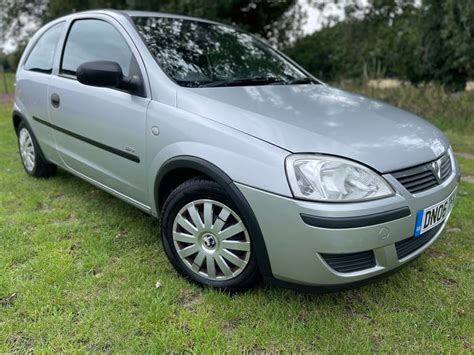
left=17, top=122, right=56, bottom=178
left=161, top=177, right=259, bottom=292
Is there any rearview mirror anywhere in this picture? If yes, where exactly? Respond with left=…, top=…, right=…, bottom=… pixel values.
left=76, top=61, right=143, bottom=95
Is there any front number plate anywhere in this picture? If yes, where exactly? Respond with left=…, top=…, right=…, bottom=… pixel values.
left=414, top=188, right=457, bottom=237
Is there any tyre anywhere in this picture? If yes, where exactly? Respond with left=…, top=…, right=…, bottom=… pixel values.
left=17, top=121, right=57, bottom=178
left=161, top=177, right=260, bottom=292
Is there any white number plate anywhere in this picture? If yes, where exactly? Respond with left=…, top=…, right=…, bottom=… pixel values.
left=414, top=188, right=457, bottom=237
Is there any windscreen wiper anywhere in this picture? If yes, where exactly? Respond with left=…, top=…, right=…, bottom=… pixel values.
left=200, top=76, right=285, bottom=88
left=280, top=77, right=316, bottom=85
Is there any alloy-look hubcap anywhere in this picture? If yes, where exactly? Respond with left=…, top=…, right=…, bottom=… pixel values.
left=19, top=128, right=35, bottom=172
left=172, top=199, right=251, bottom=281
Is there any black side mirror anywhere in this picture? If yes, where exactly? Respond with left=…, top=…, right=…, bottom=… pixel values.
left=77, top=61, right=123, bottom=88
left=76, top=61, right=143, bottom=95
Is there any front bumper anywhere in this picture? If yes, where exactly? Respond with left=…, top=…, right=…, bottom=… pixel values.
left=237, top=162, right=460, bottom=287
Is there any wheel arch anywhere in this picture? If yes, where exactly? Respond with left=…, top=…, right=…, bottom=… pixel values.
left=12, top=110, right=50, bottom=163
left=155, top=155, right=273, bottom=278
left=12, top=110, right=25, bottom=135
left=155, top=156, right=232, bottom=212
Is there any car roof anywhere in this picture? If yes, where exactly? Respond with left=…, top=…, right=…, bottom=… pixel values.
left=68, top=9, right=225, bottom=27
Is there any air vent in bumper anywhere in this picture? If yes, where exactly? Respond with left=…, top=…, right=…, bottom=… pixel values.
left=320, top=250, right=376, bottom=273
left=395, top=223, right=443, bottom=259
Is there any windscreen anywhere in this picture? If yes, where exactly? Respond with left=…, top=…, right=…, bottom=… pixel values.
left=133, top=16, right=309, bottom=87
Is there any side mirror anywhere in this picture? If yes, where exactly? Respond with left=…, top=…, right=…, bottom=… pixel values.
left=77, top=61, right=123, bottom=88
left=76, top=61, right=143, bottom=95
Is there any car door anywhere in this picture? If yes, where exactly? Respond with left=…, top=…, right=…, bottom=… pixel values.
left=16, top=21, right=65, bottom=163
left=47, top=16, right=150, bottom=207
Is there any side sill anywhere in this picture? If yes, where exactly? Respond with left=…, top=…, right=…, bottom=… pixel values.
left=64, top=165, right=152, bottom=214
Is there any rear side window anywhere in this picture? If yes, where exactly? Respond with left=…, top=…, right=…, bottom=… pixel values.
left=24, top=23, right=64, bottom=73
left=61, top=19, right=133, bottom=76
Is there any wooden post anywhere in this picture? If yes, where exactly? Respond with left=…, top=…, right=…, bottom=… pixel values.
left=0, top=65, right=8, bottom=95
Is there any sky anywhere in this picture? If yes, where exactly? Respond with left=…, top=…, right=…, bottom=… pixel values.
left=300, top=0, right=348, bottom=34
left=1, top=14, right=40, bottom=54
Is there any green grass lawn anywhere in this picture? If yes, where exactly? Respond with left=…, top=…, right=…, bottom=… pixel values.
left=1, top=88, right=473, bottom=352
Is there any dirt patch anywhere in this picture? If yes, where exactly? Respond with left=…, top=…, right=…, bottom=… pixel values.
left=35, top=201, right=54, bottom=212
left=461, top=175, right=474, bottom=184
left=79, top=340, right=112, bottom=353
left=426, top=249, right=447, bottom=258
left=176, top=289, right=202, bottom=310
left=343, top=290, right=373, bottom=322
left=222, top=317, right=241, bottom=334
left=0, top=293, right=17, bottom=306
left=68, top=243, right=81, bottom=258
left=86, top=269, right=102, bottom=279
left=51, top=191, right=65, bottom=198
left=454, top=335, right=472, bottom=350
left=0, top=94, right=13, bottom=104
left=440, top=278, right=458, bottom=289
left=115, top=230, right=128, bottom=240
left=297, top=309, right=310, bottom=323
left=246, top=345, right=269, bottom=354
left=7, top=332, right=34, bottom=352
left=456, top=152, right=474, bottom=160
left=446, top=227, right=462, bottom=233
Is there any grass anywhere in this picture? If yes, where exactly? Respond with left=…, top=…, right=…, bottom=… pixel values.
left=0, top=83, right=473, bottom=352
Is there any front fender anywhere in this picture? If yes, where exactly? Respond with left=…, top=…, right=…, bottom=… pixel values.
left=145, top=100, right=292, bottom=216
left=147, top=140, right=291, bottom=215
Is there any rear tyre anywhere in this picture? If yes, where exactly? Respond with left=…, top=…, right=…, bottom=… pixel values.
left=161, top=177, right=260, bottom=292
left=17, top=121, right=57, bottom=178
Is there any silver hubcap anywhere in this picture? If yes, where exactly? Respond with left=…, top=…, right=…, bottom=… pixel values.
left=19, top=128, right=35, bottom=172
left=172, top=199, right=251, bottom=281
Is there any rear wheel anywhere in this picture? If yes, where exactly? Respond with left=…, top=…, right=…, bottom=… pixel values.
left=17, top=122, right=56, bottom=178
left=161, top=177, right=259, bottom=292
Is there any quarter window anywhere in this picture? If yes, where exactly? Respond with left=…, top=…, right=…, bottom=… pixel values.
left=24, top=22, right=64, bottom=73
left=61, top=19, right=133, bottom=76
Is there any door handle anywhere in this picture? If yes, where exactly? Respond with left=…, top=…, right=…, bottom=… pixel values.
left=51, top=93, right=60, bottom=108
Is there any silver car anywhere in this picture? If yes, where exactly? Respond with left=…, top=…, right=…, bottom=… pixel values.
left=14, top=10, right=460, bottom=292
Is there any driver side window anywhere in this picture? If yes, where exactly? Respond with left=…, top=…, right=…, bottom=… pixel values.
left=61, top=19, right=134, bottom=77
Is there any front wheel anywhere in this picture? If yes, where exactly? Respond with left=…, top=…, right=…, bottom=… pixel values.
left=160, top=177, right=260, bottom=292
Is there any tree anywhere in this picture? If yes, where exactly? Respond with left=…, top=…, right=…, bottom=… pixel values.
left=1, top=0, right=304, bottom=69
left=43, top=0, right=303, bottom=46
left=0, top=1, right=47, bottom=51
left=286, top=0, right=474, bottom=90
left=285, top=0, right=421, bottom=82
left=419, top=0, right=474, bottom=90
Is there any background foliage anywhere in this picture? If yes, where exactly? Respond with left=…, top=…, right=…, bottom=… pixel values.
left=286, top=0, right=474, bottom=91
left=1, top=0, right=473, bottom=90
left=0, top=0, right=302, bottom=68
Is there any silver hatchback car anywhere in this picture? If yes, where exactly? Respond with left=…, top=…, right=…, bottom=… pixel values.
left=14, top=10, right=460, bottom=292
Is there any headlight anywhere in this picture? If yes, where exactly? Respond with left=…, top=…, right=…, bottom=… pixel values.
left=285, top=154, right=394, bottom=202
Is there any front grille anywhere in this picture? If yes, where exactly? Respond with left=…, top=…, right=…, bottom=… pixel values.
left=392, top=153, right=452, bottom=194
left=395, top=224, right=443, bottom=259
left=320, top=250, right=376, bottom=273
